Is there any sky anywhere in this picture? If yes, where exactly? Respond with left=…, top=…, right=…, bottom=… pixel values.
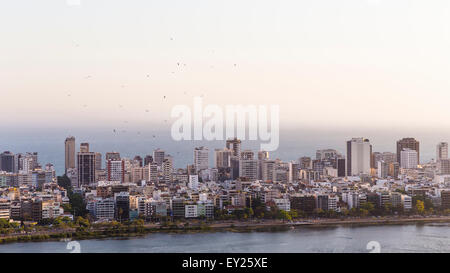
left=2, top=0, right=450, bottom=131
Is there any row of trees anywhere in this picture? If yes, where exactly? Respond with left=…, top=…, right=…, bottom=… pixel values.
left=214, top=196, right=450, bottom=221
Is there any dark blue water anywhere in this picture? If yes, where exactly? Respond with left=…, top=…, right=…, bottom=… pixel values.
left=0, top=224, right=449, bottom=253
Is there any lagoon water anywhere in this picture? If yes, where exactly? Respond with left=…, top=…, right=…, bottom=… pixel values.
left=0, top=224, right=449, bottom=253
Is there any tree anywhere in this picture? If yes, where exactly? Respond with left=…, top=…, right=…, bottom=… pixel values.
left=289, top=209, right=298, bottom=219
left=416, top=200, right=425, bottom=214
left=57, top=174, right=72, bottom=192
left=70, top=193, right=88, bottom=217
left=279, top=210, right=292, bottom=221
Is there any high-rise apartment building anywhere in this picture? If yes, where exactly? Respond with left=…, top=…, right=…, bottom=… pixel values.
left=80, top=143, right=90, bottom=153
left=316, top=149, right=341, bottom=161
left=226, top=138, right=241, bottom=158
left=194, top=146, right=209, bottom=172
left=346, top=138, right=372, bottom=176
left=438, top=159, right=450, bottom=175
left=107, top=159, right=125, bottom=182
left=77, top=143, right=96, bottom=186
left=162, top=156, right=173, bottom=183
left=95, top=152, right=102, bottom=170
left=261, top=160, right=276, bottom=182
left=0, top=151, right=16, bottom=173
left=396, top=138, right=419, bottom=165
left=64, top=136, right=76, bottom=173
left=239, top=159, right=258, bottom=180
left=105, top=152, right=121, bottom=161
left=436, top=142, right=448, bottom=162
left=214, top=148, right=232, bottom=168
left=377, top=161, right=389, bottom=178
left=299, top=157, right=312, bottom=169
left=153, top=149, right=165, bottom=166
left=400, top=148, right=418, bottom=169
left=240, top=150, right=254, bottom=160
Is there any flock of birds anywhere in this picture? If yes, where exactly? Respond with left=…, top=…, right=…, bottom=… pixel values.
left=65, top=37, right=239, bottom=141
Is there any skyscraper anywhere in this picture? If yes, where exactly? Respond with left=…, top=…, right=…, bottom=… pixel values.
left=214, top=148, right=232, bottom=168
left=107, top=159, right=125, bottom=182
left=239, top=159, right=258, bottom=180
left=346, top=138, right=372, bottom=176
left=144, top=155, right=153, bottom=166
left=80, top=142, right=90, bottom=153
left=226, top=137, right=241, bottom=158
left=64, top=136, right=76, bottom=174
left=0, top=151, right=15, bottom=173
left=436, top=142, right=448, bottom=162
left=153, top=149, right=165, bottom=166
left=194, top=146, right=209, bottom=172
left=77, top=143, right=96, bottom=186
left=162, top=156, right=173, bottom=183
left=400, top=148, right=418, bottom=169
left=105, top=152, right=121, bottom=161
left=240, top=150, right=254, bottom=160
left=337, top=158, right=346, bottom=177
left=95, top=152, right=102, bottom=170
left=396, top=138, right=419, bottom=165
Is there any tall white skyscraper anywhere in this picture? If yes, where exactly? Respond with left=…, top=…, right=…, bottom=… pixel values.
left=400, top=148, right=418, bottom=169
left=346, top=138, right=372, bottom=176
left=194, top=146, right=209, bottom=172
left=436, top=142, right=448, bottom=162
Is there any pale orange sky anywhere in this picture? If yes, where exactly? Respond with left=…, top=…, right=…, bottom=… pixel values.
left=2, top=0, right=450, bottom=130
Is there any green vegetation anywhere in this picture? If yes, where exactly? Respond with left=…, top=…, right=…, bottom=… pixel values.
left=57, top=174, right=88, bottom=217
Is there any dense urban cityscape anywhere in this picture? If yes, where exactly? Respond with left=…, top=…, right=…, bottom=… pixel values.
left=0, top=135, right=450, bottom=237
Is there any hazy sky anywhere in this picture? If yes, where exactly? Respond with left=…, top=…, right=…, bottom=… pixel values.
left=2, top=0, right=450, bottom=130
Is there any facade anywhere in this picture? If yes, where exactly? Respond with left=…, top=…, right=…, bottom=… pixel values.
left=400, top=148, right=418, bottom=169
left=77, top=151, right=96, bottom=186
left=107, top=160, right=125, bottom=182
left=64, top=137, right=76, bottom=174
left=239, top=159, right=258, bottom=180
left=95, top=198, right=115, bottom=220
left=188, top=175, right=199, bottom=190
left=214, top=148, right=232, bottom=168
left=261, top=160, right=276, bottom=182
left=0, top=151, right=15, bottom=173
left=114, top=192, right=130, bottom=222
left=148, top=163, right=158, bottom=183
left=162, top=157, right=173, bottom=183
left=437, top=142, right=448, bottom=162
left=226, top=138, right=241, bottom=158
left=185, top=204, right=198, bottom=218
left=273, top=198, right=290, bottom=211
left=194, top=146, right=209, bottom=172
left=397, top=138, right=420, bottom=165
left=377, top=161, right=389, bottom=178
left=153, top=149, right=165, bottom=166
left=346, top=138, right=372, bottom=176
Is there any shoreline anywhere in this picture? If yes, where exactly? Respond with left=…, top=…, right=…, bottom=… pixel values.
left=1, top=216, right=450, bottom=245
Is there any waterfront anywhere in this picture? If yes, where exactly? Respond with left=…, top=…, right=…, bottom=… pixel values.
left=1, top=223, right=449, bottom=253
